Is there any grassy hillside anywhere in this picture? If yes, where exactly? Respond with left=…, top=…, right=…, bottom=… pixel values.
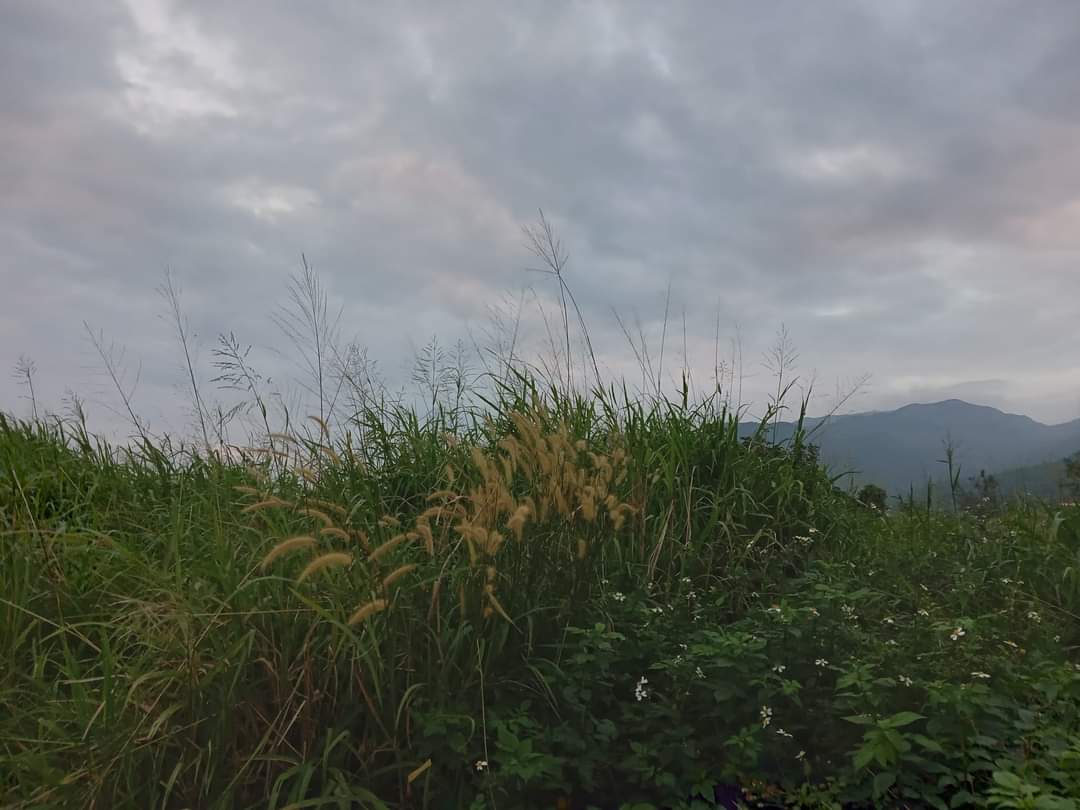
left=2, top=383, right=1079, bottom=809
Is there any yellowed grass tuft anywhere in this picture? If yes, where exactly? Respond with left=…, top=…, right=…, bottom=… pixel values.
left=348, top=598, right=387, bottom=626
left=319, top=526, right=350, bottom=541
left=382, top=563, right=418, bottom=590
left=368, top=534, right=409, bottom=564
left=242, top=497, right=293, bottom=514
left=297, top=552, right=353, bottom=582
left=297, top=507, right=335, bottom=528
left=295, top=552, right=354, bottom=583
left=260, top=535, right=318, bottom=569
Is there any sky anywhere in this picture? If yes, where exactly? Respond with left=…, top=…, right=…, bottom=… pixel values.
left=3, top=1, right=1080, bottom=440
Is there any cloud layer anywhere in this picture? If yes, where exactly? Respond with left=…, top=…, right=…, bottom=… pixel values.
left=3, top=1, right=1080, bottom=434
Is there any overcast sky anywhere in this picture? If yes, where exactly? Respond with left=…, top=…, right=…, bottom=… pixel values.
left=3, top=1, right=1080, bottom=438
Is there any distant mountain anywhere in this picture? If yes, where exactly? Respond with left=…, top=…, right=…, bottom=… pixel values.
left=741, top=400, right=1080, bottom=498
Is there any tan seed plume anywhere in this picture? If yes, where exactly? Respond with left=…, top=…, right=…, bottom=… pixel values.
left=348, top=598, right=388, bottom=626
left=297, top=552, right=353, bottom=582
left=261, top=535, right=318, bottom=569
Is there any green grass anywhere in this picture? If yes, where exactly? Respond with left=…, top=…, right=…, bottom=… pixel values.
left=2, top=382, right=1079, bottom=809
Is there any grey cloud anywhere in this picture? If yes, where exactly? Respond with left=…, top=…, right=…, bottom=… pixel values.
left=2, top=0, right=1079, bottom=436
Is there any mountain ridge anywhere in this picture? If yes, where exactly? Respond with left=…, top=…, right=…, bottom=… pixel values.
left=741, top=399, right=1080, bottom=496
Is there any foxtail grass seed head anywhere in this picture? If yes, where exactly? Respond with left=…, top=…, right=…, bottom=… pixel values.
left=243, top=497, right=293, bottom=514
left=261, top=535, right=318, bottom=569
left=368, top=534, right=409, bottom=564
left=382, top=563, right=418, bottom=590
left=316, top=444, right=342, bottom=465
left=297, top=552, right=353, bottom=582
left=348, top=598, right=387, bottom=626
left=319, top=526, right=350, bottom=541
left=297, top=507, right=335, bottom=527
left=307, top=414, right=330, bottom=440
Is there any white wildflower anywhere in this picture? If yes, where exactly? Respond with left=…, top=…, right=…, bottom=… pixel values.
left=776, top=727, right=793, bottom=738
left=970, top=671, right=991, bottom=680
left=796, top=750, right=806, bottom=760
left=898, top=675, right=913, bottom=687
left=1027, top=611, right=1041, bottom=623
left=695, top=666, right=705, bottom=679
left=634, top=675, right=649, bottom=702
left=815, top=658, right=829, bottom=667
left=612, top=592, right=626, bottom=602
left=474, top=759, right=488, bottom=772
left=760, top=706, right=773, bottom=727
left=950, top=627, right=966, bottom=641
left=772, top=664, right=786, bottom=674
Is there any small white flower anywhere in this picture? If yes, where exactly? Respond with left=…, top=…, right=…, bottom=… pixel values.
left=808, top=527, right=819, bottom=534
left=612, top=592, right=626, bottom=602
left=815, top=658, right=829, bottom=667
left=474, top=759, right=488, bottom=772
left=682, top=577, right=692, bottom=584
left=679, top=642, right=688, bottom=651
left=1001, top=577, right=1013, bottom=585
left=673, top=654, right=684, bottom=665
left=841, top=604, right=857, bottom=620
left=1053, top=635, right=1061, bottom=643
left=970, top=671, right=991, bottom=680
left=886, top=639, right=898, bottom=646
left=649, top=606, right=664, bottom=615
left=772, top=664, right=787, bottom=674
left=950, top=627, right=966, bottom=641
left=920, top=584, right=930, bottom=592
left=634, top=675, right=649, bottom=702
left=898, top=675, right=913, bottom=687
left=766, top=605, right=783, bottom=615
left=1027, top=611, right=1041, bottom=623
left=695, top=666, right=705, bottom=679
left=796, top=750, right=806, bottom=760
left=1003, top=640, right=1019, bottom=649
left=807, top=607, right=820, bottom=618
left=776, top=727, right=793, bottom=738
left=883, top=617, right=895, bottom=625
left=917, top=609, right=930, bottom=617
left=759, top=706, right=773, bottom=727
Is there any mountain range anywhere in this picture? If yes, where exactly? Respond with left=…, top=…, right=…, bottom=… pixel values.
left=743, top=399, right=1080, bottom=499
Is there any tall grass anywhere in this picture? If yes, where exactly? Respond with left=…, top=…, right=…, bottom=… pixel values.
left=3, top=260, right=1078, bottom=807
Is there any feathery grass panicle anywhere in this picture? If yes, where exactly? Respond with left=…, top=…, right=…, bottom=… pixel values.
left=297, top=507, right=336, bottom=527
left=382, top=563, right=418, bottom=590
left=297, top=552, right=353, bottom=582
left=368, top=534, right=410, bottom=564
left=304, top=498, right=348, bottom=517
left=243, top=496, right=293, bottom=514
left=348, top=598, right=388, bottom=627
left=261, top=535, right=318, bottom=569
left=319, top=526, right=350, bottom=541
